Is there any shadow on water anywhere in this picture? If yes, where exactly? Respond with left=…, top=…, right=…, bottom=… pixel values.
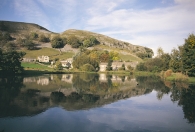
left=0, top=73, right=195, bottom=124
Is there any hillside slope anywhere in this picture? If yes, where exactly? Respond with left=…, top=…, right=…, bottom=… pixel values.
left=62, top=29, right=152, bottom=55
left=0, top=21, right=53, bottom=36
left=0, top=21, right=153, bottom=62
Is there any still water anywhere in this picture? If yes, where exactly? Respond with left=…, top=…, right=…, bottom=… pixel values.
left=0, top=73, right=195, bottom=132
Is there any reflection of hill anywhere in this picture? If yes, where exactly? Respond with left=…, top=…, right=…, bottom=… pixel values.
left=1, top=74, right=151, bottom=117
left=3, top=83, right=149, bottom=115
left=1, top=74, right=195, bottom=124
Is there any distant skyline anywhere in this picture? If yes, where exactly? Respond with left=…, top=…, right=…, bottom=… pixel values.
left=0, top=0, right=195, bottom=55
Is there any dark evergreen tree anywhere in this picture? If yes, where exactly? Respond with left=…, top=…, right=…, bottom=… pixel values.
left=106, top=60, right=112, bottom=71
left=0, top=49, right=26, bottom=74
left=51, top=36, right=66, bottom=54
left=180, top=34, right=195, bottom=76
left=160, top=53, right=171, bottom=71
left=169, top=48, right=182, bottom=72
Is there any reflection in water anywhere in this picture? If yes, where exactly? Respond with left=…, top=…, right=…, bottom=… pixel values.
left=0, top=76, right=24, bottom=117
left=136, top=76, right=195, bottom=124
left=172, top=84, right=195, bottom=124
left=0, top=74, right=195, bottom=131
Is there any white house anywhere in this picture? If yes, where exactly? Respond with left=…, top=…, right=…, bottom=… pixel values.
left=99, top=61, right=138, bottom=71
left=37, top=55, right=50, bottom=63
left=60, top=58, right=73, bottom=69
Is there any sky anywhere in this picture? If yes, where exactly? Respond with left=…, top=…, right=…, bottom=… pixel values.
left=0, top=0, right=195, bottom=55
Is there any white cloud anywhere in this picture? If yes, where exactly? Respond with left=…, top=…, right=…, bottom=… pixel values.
left=85, top=0, right=195, bottom=55
left=9, top=0, right=195, bottom=55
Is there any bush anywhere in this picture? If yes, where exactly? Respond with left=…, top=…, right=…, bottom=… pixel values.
left=136, top=62, right=147, bottom=71
left=119, top=64, right=125, bottom=70
left=127, top=65, right=134, bottom=72
left=164, top=69, right=172, bottom=78
left=80, top=63, right=95, bottom=72
left=55, top=61, right=63, bottom=70
left=106, top=60, right=112, bottom=71
left=0, top=32, right=12, bottom=41
left=39, top=34, right=50, bottom=42
left=30, top=32, right=38, bottom=39
left=160, top=69, right=172, bottom=79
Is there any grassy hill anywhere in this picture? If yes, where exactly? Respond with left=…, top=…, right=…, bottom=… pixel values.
left=0, top=21, right=153, bottom=62
left=0, top=21, right=53, bottom=35
left=62, top=29, right=148, bottom=53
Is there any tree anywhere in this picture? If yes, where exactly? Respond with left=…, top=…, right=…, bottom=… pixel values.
left=109, top=51, right=119, bottom=61
left=127, top=65, right=134, bottom=71
left=16, top=37, right=35, bottom=50
left=67, top=35, right=81, bottom=48
left=55, top=61, right=63, bottom=70
left=106, top=60, right=112, bottom=71
left=180, top=34, right=195, bottom=76
left=51, top=36, right=66, bottom=54
left=157, top=47, right=164, bottom=57
left=90, top=36, right=99, bottom=45
left=144, top=47, right=154, bottom=58
left=160, top=53, right=171, bottom=71
left=72, top=52, right=99, bottom=71
left=24, top=39, right=35, bottom=50
left=0, top=32, right=12, bottom=41
left=0, top=49, right=26, bottom=74
left=30, top=32, right=38, bottom=40
left=99, top=51, right=109, bottom=62
left=136, top=62, right=147, bottom=71
left=83, top=39, right=91, bottom=47
left=83, top=36, right=99, bottom=47
left=39, top=34, right=49, bottom=42
left=169, top=48, right=182, bottom=72
left=3, top=42, right=15, bottom=51
left=80, top=63, right=95, bottom=72
left=145, top=58, right=164, bottom=72
left=136, top=52, right=150, bottom=59
left=73, top=54, right=90, bottom=69
left=119, top=64, right=125, bottom=70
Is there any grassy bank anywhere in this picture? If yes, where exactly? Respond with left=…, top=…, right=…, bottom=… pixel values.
left=20, top=63, right=195, bottom=84
left=22, top=62, right=52, bottom=71
left=166, top=75, right=195, bottom=84
left=161, top=71, right=195, bottom=84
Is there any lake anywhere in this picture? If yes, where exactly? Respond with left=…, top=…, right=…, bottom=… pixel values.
left=0, top=73, right=195, bottom=132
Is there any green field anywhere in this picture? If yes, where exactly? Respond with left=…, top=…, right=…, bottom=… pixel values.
left=119, top=54, right=142, bottom=62
left=22, top=62, right=52, bottom=71
left=21, top=48, right=74, bottom=60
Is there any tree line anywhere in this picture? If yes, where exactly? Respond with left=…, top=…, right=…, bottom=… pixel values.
left=136, top=34, right=195, bottom=77
left=72, top=49, right=123, bottom=72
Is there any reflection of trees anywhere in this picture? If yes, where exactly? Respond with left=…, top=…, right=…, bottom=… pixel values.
left=0, top=75, right=24, bottom=117
left=50, top=91, right=100, bottom=104
left=72, top=73, right=121, bottom=94
left=136, top=76, right=195, bottom=124
left=136, top=76, right=170, bottom=100
left=2, top=74, right=195, bottom=124
left=72, top=73, right=100, bottom=93
left=50, top=91, right=65, bottom=103
left=50, top=91, right=100, bottom=110
left=169, top=84, right=195, bottom=124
